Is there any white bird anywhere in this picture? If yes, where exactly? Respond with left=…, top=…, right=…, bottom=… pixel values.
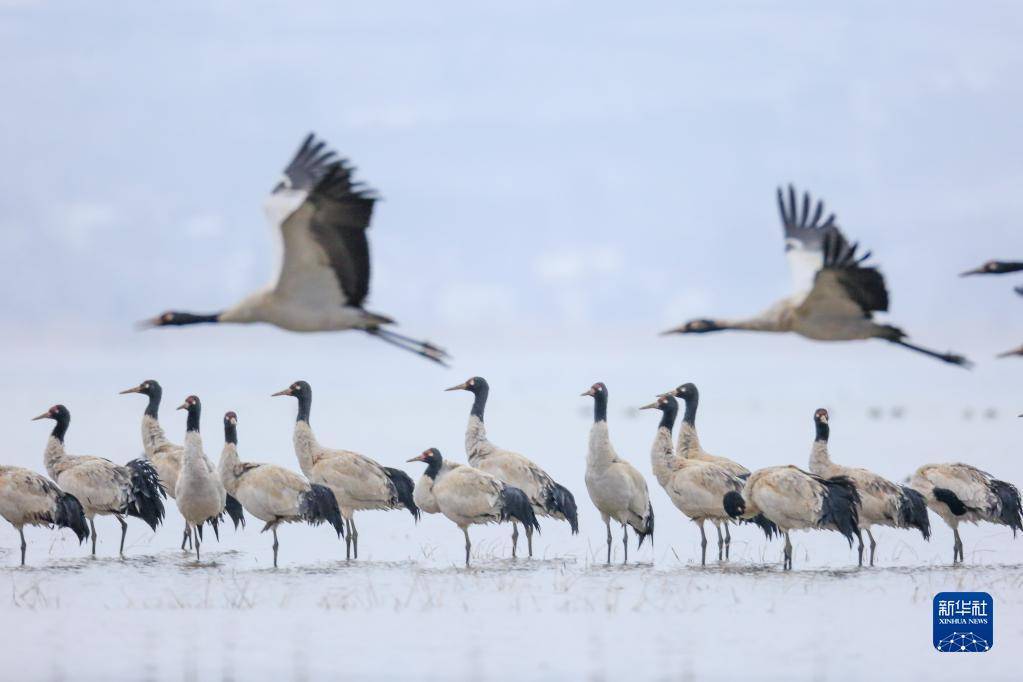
left=0, top=465, right=89, bottom=565
left=120, top=379, right=245, bottom=549
left=446, top=376, right=578, bottom=558
left=273, top=380, right=419, bottom=560
left=641, top=394, right=774, bottom=565
left=724, top=464, right=860, bottom=570
left=218, top=411, right=344, bottom=567
left=174, top=395, right=224, bottom=562
left=407, top=448, right=540, bottom=566
left=32, top=405, right=165, bottom=556
left=581, top=382, right=653, bottom=564
left=909, top=462, right=1021, bottom=564
left=144, top=133, right=448, bottom=365
left=662, top=185, right=970, bottom=367
left=807, top=408, right=930, bottom=566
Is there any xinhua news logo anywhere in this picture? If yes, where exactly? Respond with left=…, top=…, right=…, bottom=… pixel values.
left=933, top=592, right=993, bottom=652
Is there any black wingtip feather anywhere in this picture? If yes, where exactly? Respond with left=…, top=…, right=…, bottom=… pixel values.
left=384, top=467, right=420, bottom=521
left=633, top=502, right=654, bottom=548
left=933, top=487, right=969, bottom=516
left=745, top=513, right=779, bottom=540
left=500, top=485, right=541, bottom=534
left=546, top=482, right=579, bottom=533
left=898, top=486, right=931, bottom=540
left=817, top=475, right=861, bottom=547
left=224, top=493, right=246, bottom=530
left=124, top=458, right=166, bottom=531
left=990, top=479, right=1023, bottom=535
left=300, top=483, right=345, bottom=538
left=723, top=491, right=745, bottom=518
left=55, top=492, right=90, bottom=543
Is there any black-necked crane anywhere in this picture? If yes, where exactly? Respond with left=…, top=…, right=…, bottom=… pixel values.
left=909, top=461, right=1022, bottom=564
left=32, top=405, right=165, bottom=556
left=120, top=379, right=245, bottom=549
left=807, top=408, right=929, bottom=566
left=272, top=380, right=419, bottom=560
left=961, top=260, right=1023, bottom=295
left=724, top=464, right=861, bottom=570
left=0, top=465, right=89, bottom=565
left=407, top=448, right=539, bottom=566
left=662, top=185, right=970, bottom=367
left=143, top=133, right=448, bottom=365
left=446, top=376, right=578, bottom=558
left=174, top=395, right=225, bottom=562
left=666, top=382, right=749, bottom=559
left=218, top=411, right=344, bottom=567
left=581, top=382, right=653, bottom=564
left=641, top=394, right=774, bottom=565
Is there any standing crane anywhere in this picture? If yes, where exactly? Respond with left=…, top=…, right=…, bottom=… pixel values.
left=407, top=448, right=539, bottom=566
left=807, top=408, right=929, bottom=566
left=143, top=133, right=448, bottom=364
left=446, top=376, right=578, bottom=558
left=174, top=395, right=225, bottom=562
left=32, top=405, right=164, bottom=556
left=909, top=462, right=1021, bottom=563
left=641, top=394, right=774, bottom=565
left=581, top=382, right=653, bottom=563
left=272, top=380, right=419, bottom=560
left=120, top=379, right=244, bottom=549
left=662, top=185, right=970, bottom=367
left=218, top=411, right=344, bottom=567
left=0, top=466, right=89, bottom=565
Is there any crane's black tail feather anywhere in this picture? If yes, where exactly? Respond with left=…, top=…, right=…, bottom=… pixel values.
left=933, top=488, right=970, bottom=516
left=500, top=485, right=541, bottom=534
left=225, top=494, right=246, bottom=530
left=817, top=475, right=861, bottom=547
left=990, top=479, right=1023, bottom=535
left=300, top=484, right=346, bottom=538
left=54, top=492, right=90, bottom=543
left=744, top=513, right=779, bottom=540
left=545, top=482, right=579, bottom=533
left=124, top=458, right=166, bottom=531
left=898, top=486, right=931, bottom=540
left=632, top=501, right=654, bottom=548
left=384, top=467, right=420, bottom=520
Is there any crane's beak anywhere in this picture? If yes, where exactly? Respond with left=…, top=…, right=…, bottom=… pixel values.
left=660, top=325, right=686, bottom=336
left=176, top=402, right=188, bottom=411
left=997, top=346, right=1023, bottom=359
left=30, top=411, right=50, bottom=421
left=638, top=400, right=659, bottom=410
left=406, top=453, right=429, bottom=463
left=959, top=267, right=985, bottom=277
left=444, top=381, right=469, bottom=392
left=580, top=388, right=595, bottom=397
left=271, top=388, right=293, bottom=397
left=119, top=385, right=142, bottom=395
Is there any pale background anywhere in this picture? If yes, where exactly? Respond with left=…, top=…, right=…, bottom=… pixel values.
left=0, top=2, right=1020, bottom=680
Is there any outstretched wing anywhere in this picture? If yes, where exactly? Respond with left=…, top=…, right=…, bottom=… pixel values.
left=777, top=185, right=851, bottom=298
left=274, top=134, right=378, bottom=309
left=796, top=231, right=889, bottom=320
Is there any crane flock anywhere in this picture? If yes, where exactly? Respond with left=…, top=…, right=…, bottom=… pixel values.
left=2, top=378, right=1019, bottom=570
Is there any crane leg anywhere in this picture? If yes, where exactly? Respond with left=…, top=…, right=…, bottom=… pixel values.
left=714, top=522, right=724, bottom=561
left=605, top=519, right=612, bottom=564
left=181, top=524, right=192, bottom=551
left=866, top=529, right=877, bottom=567
left=89, top=518, right=97, bottom=556
left=194, top=524, right=201, bottom=562
left=855, top=529, right=864, bottom=567
left=116, top=514, right=128, bottom=556
left=511, top=522, right=519, bottom=559
left=698, top=520, right=707, bottom=566
left=18, top=528, right=26, bottom=566
left=272, top=526, right=279, bottom=568
left=463, top=527, right=472, bottom=567
left=622, top=524, right=628, bottom=564
left=344, top=518, right=353, bottom=560
left=953, top=527, right=963, bottom=564
left=783, top=531, right=792, bottom=570
left=724, top=523, right=731, bottom=560
left=350, top=516, right=359, bottom=559
left=525, top=524, right=534, bottom=558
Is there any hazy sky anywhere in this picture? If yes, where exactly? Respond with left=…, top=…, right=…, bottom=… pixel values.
left=1, top=2, right=1021, bottom=426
